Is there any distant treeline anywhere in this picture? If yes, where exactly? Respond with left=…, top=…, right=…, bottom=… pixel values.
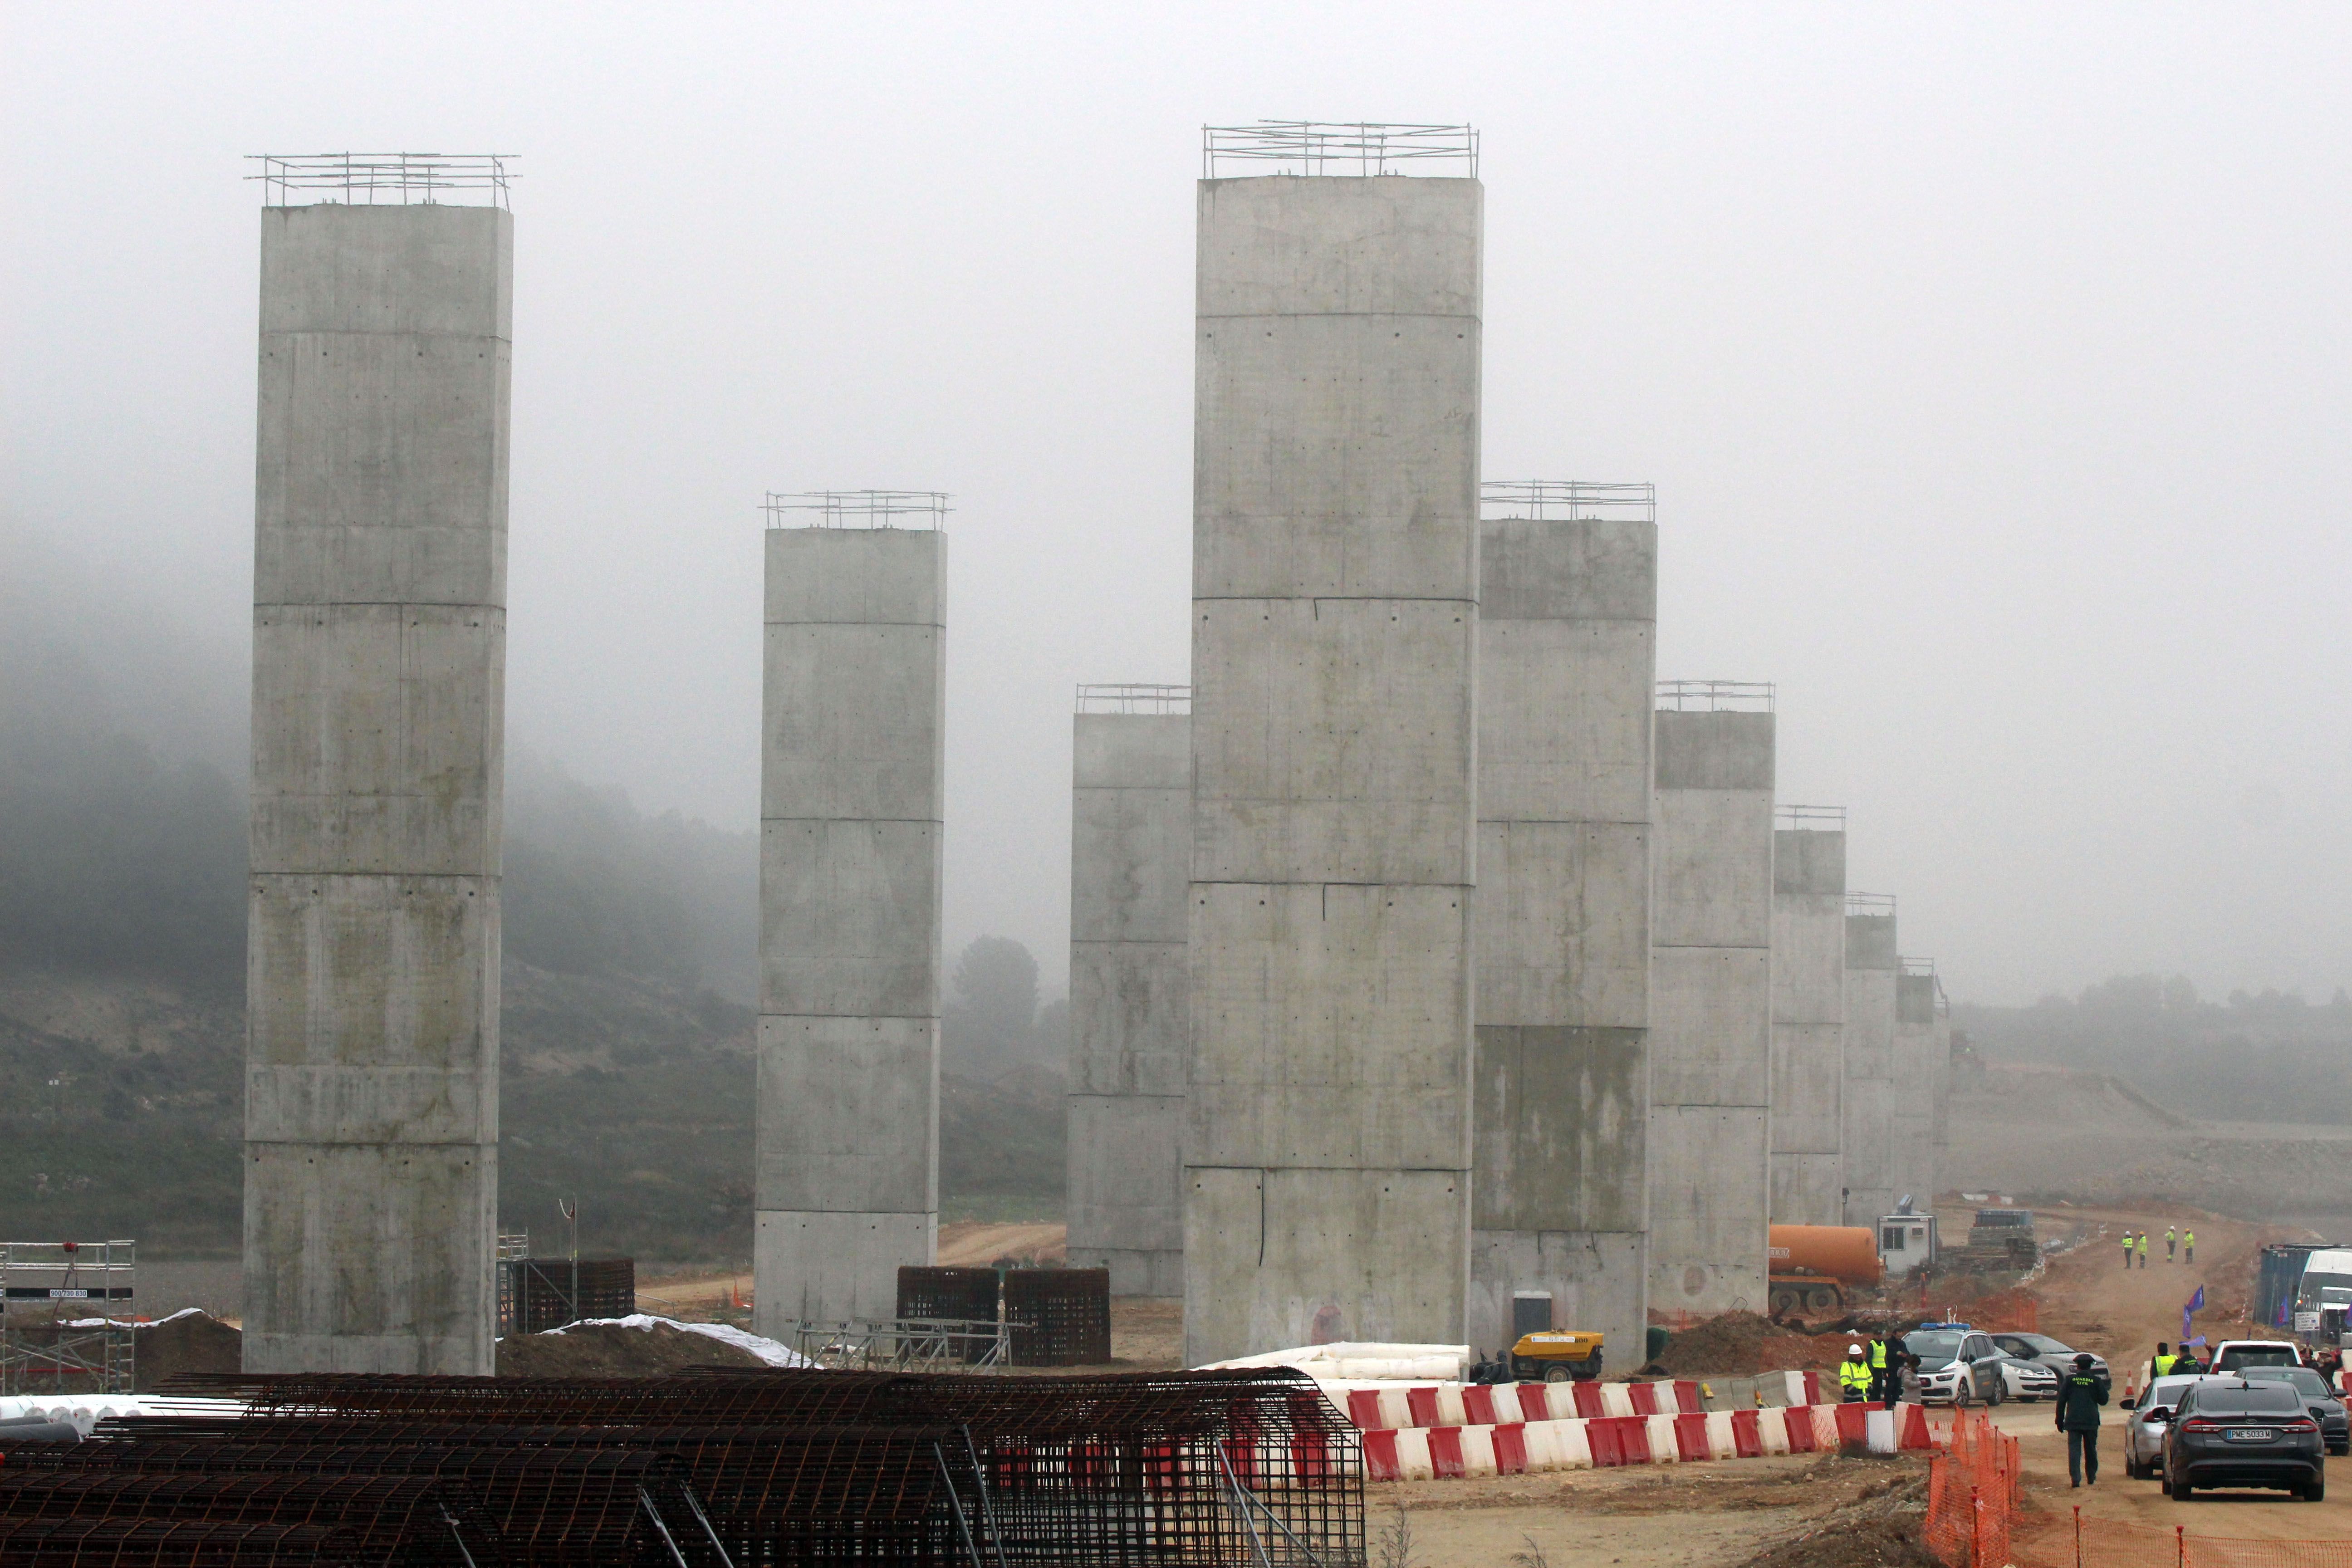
left=1958, top=974, right=2352, bottom=1123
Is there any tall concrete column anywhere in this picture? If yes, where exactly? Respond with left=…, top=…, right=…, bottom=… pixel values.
left=1186, top=132, right=1481, bottom=1366
left=1769, top=808, right=1845, bottom=1227
left=755, top=494, right=945, bottom=1331
left=1648, top=686, right=1774, bottom=1317
left=245, top=172, right=511, bottom=1374
left=1892, top=960, right=1941, bottom=1211
left=1840, top=896, right=1899, bottom=1227
left=1067, top=686, right=1191, bottom=1298
left=1470, top=485, right=1654, bottom=1363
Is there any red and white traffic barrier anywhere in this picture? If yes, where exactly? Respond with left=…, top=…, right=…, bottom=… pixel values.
left=1351, top=1398, right=1934, bottom=1481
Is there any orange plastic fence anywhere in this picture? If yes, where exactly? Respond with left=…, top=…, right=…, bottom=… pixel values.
left=1924, top=1409, right=2022, bottom=1566
left=2034, top=1515, right=2352, bottom=1568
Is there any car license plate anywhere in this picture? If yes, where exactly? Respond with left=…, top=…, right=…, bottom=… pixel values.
left=2225, top=1429, right=2274, bottom=1442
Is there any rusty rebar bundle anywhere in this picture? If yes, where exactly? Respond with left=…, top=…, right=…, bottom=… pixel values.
left=7, top=1369, right=1362, bottom=1566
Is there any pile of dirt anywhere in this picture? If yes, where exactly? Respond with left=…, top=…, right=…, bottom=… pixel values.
left=135, top=1310, right=243, bottom=1391
left=1654, top=1310, right=1884, bottom=1375
left=495, top=1320, right=768, bottom=1377
left=1734, top=1469, right=1935, bottom=1568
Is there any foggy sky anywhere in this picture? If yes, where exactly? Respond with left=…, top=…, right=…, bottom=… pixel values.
left=5, top=3, right=2348, bottom=1005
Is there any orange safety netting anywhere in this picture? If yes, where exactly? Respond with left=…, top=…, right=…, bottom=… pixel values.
left=1924, top=1409, right=2022, bottom=1566
left=2030, top=1515, right=2352, bottom=1568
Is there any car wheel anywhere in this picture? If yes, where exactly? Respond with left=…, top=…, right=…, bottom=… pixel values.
left=2171, top=1479, right=2193, bottom=1500
left=2305, top=1476, right=2327, bottom=1503
left=1543, top=1364, right=1570, bottom=1383
left=1987, top=1372, right=2006, bottom=1406
left=1953, top=1379, right=1970, bottom=1407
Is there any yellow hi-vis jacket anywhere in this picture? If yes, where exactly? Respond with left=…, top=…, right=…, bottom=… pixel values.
left=2154, top=1353, right=2179, bottom=1377
left=1870, top=1341, right=1888, bottom=1369
left=1839, top=1360, right=1872, bottom=1396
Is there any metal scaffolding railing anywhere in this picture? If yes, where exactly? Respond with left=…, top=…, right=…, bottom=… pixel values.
left=1847, top=892, right=1898, bottom=917
left=762, top=490, right=950, bottom=529
left=1481, top=480, right=1655, bottom=522
left=0, top=1240, right=136, bottom=1396
left=1656, top=679, right=1774, bottom=713
left=788, top=1318, right=1012, bottom=1373
left=1074, top=683, right=1191, bottom=715
left=1203, top=120, right=1478, bottom=178
left=1776, top=804, right=1846, bottom=829
left=246, top=153, right=515, bottom=208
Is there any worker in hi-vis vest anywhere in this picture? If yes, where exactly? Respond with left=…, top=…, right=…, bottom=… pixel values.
left=2122, top=1231, right=2135, bottom=1268
left=1839, top=1345, right=1872, bottom=1402
left=2185, top=1230, right=2195, bottom=1264
left=2136, top=1231, right=2150, bottom=1269
left=2152, top=1342, right=2178, bottom=1379
left=2166, top=1226, right=2178, bottom=1262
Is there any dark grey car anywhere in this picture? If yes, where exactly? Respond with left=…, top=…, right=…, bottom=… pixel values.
left=2239, top=1366, right=2351, bottom=1457
left=1992, top=1331, right=2110, bottom=1382
left=2160, top=1380, right=2325, bottom=1501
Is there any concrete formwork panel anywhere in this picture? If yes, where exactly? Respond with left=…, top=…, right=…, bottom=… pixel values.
left=1647, top=708, right=1774, bottom=1316
left=1646, top=1105, right=1772, bottom=1314
left=757, top=528, right=944, bottom=1333
left=245, top=201, right=509, bottom=1375
left=242, top=1142, right=495, bottom=1374
left=1841, top=911, right=1900, bottom=1225
left=1891, top=972, right=1940, bottom=1210
left=1067, top=1095, right=1186, bottom=1295
left=1185, top=172, right=1479, bottom=1365
left=1769, top=827, right=1845, bottom=1225
left=1185, top=1165, right=1467, bottom=1358
left=1470, top=514, right=1655, bottom=1360
left=1068, top=711, right=1191, bottom=1295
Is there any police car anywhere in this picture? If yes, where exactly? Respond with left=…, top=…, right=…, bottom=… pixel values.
left=1903, top=1323, right=2056, bottom=1405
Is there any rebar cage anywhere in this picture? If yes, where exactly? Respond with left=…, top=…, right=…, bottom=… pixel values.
left=1656, top=679, right=1775, bottom=713
left=94, top=1368, right=1368, bottom=1566
left=1202, top=122, right=1477, bottom=179
left=247, top=153, right=515, bottom=208
left=1075, top=684, right=1192, bottom=716
left=0, top=1241, right=135, bottom=1396
left=1480, top=480, right=1655, bottom=523
left=762, top=491, right=951, bottom=530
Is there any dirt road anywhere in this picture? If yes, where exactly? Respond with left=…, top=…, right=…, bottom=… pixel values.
left=2020, top=1202, right=2301, bottom=1379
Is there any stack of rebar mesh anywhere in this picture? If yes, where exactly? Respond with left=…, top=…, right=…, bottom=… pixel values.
left=0, top=1367, right=1362, bottom=1566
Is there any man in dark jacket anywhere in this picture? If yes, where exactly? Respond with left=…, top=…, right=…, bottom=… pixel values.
left=2054, top=1352, right=2111, bottom=1485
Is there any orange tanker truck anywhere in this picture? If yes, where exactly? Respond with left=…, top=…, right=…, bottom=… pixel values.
left=1767, top=1224, right=1884, bottom=1315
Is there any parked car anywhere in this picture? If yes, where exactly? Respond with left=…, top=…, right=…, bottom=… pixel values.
left=2210, top=1340, right=2309, bottom=1374
left=1984, top=1353, right=2060, bottom=1402
left=2238, top=1366, right=2351, bottom=1456
left=1903, top=1328, right=2011, bottom=1406
left=2159, top=1379, right=2325, bottom=1501
left=1991, top=1331, right=2110, bottom=1382
left=2123, top=1375, right=2211, bottom=1480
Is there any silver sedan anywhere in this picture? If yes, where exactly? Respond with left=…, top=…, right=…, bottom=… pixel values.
left=2122, top=1375, right=2211, bottom=1480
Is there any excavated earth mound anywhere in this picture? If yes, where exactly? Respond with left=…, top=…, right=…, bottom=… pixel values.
left=495, top=1320, right=768, bottom=1377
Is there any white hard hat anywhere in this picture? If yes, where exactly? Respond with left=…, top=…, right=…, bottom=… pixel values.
left=1849, top=1344, right=1864, bottom=1355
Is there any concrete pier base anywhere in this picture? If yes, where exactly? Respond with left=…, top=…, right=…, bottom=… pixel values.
left=1470, top=501, right=1655, bottom=1362
left=243, top=199, right=510, bottom=1375
left=1841, top=900, right=1900, bottom=1226
left=1769, top=815, right=1846, bottom=1226
left=1647, top=697, right=1774, bottom=1317
left=755, top=522, right=944, bottom=1333
left=1067, top=697, right=1190, bottom=1298
left=1184, top=170, right=1481, bottom=1365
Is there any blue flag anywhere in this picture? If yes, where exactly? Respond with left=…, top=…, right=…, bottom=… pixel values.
left=2184, top=1285, right=2206, bottom=1339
